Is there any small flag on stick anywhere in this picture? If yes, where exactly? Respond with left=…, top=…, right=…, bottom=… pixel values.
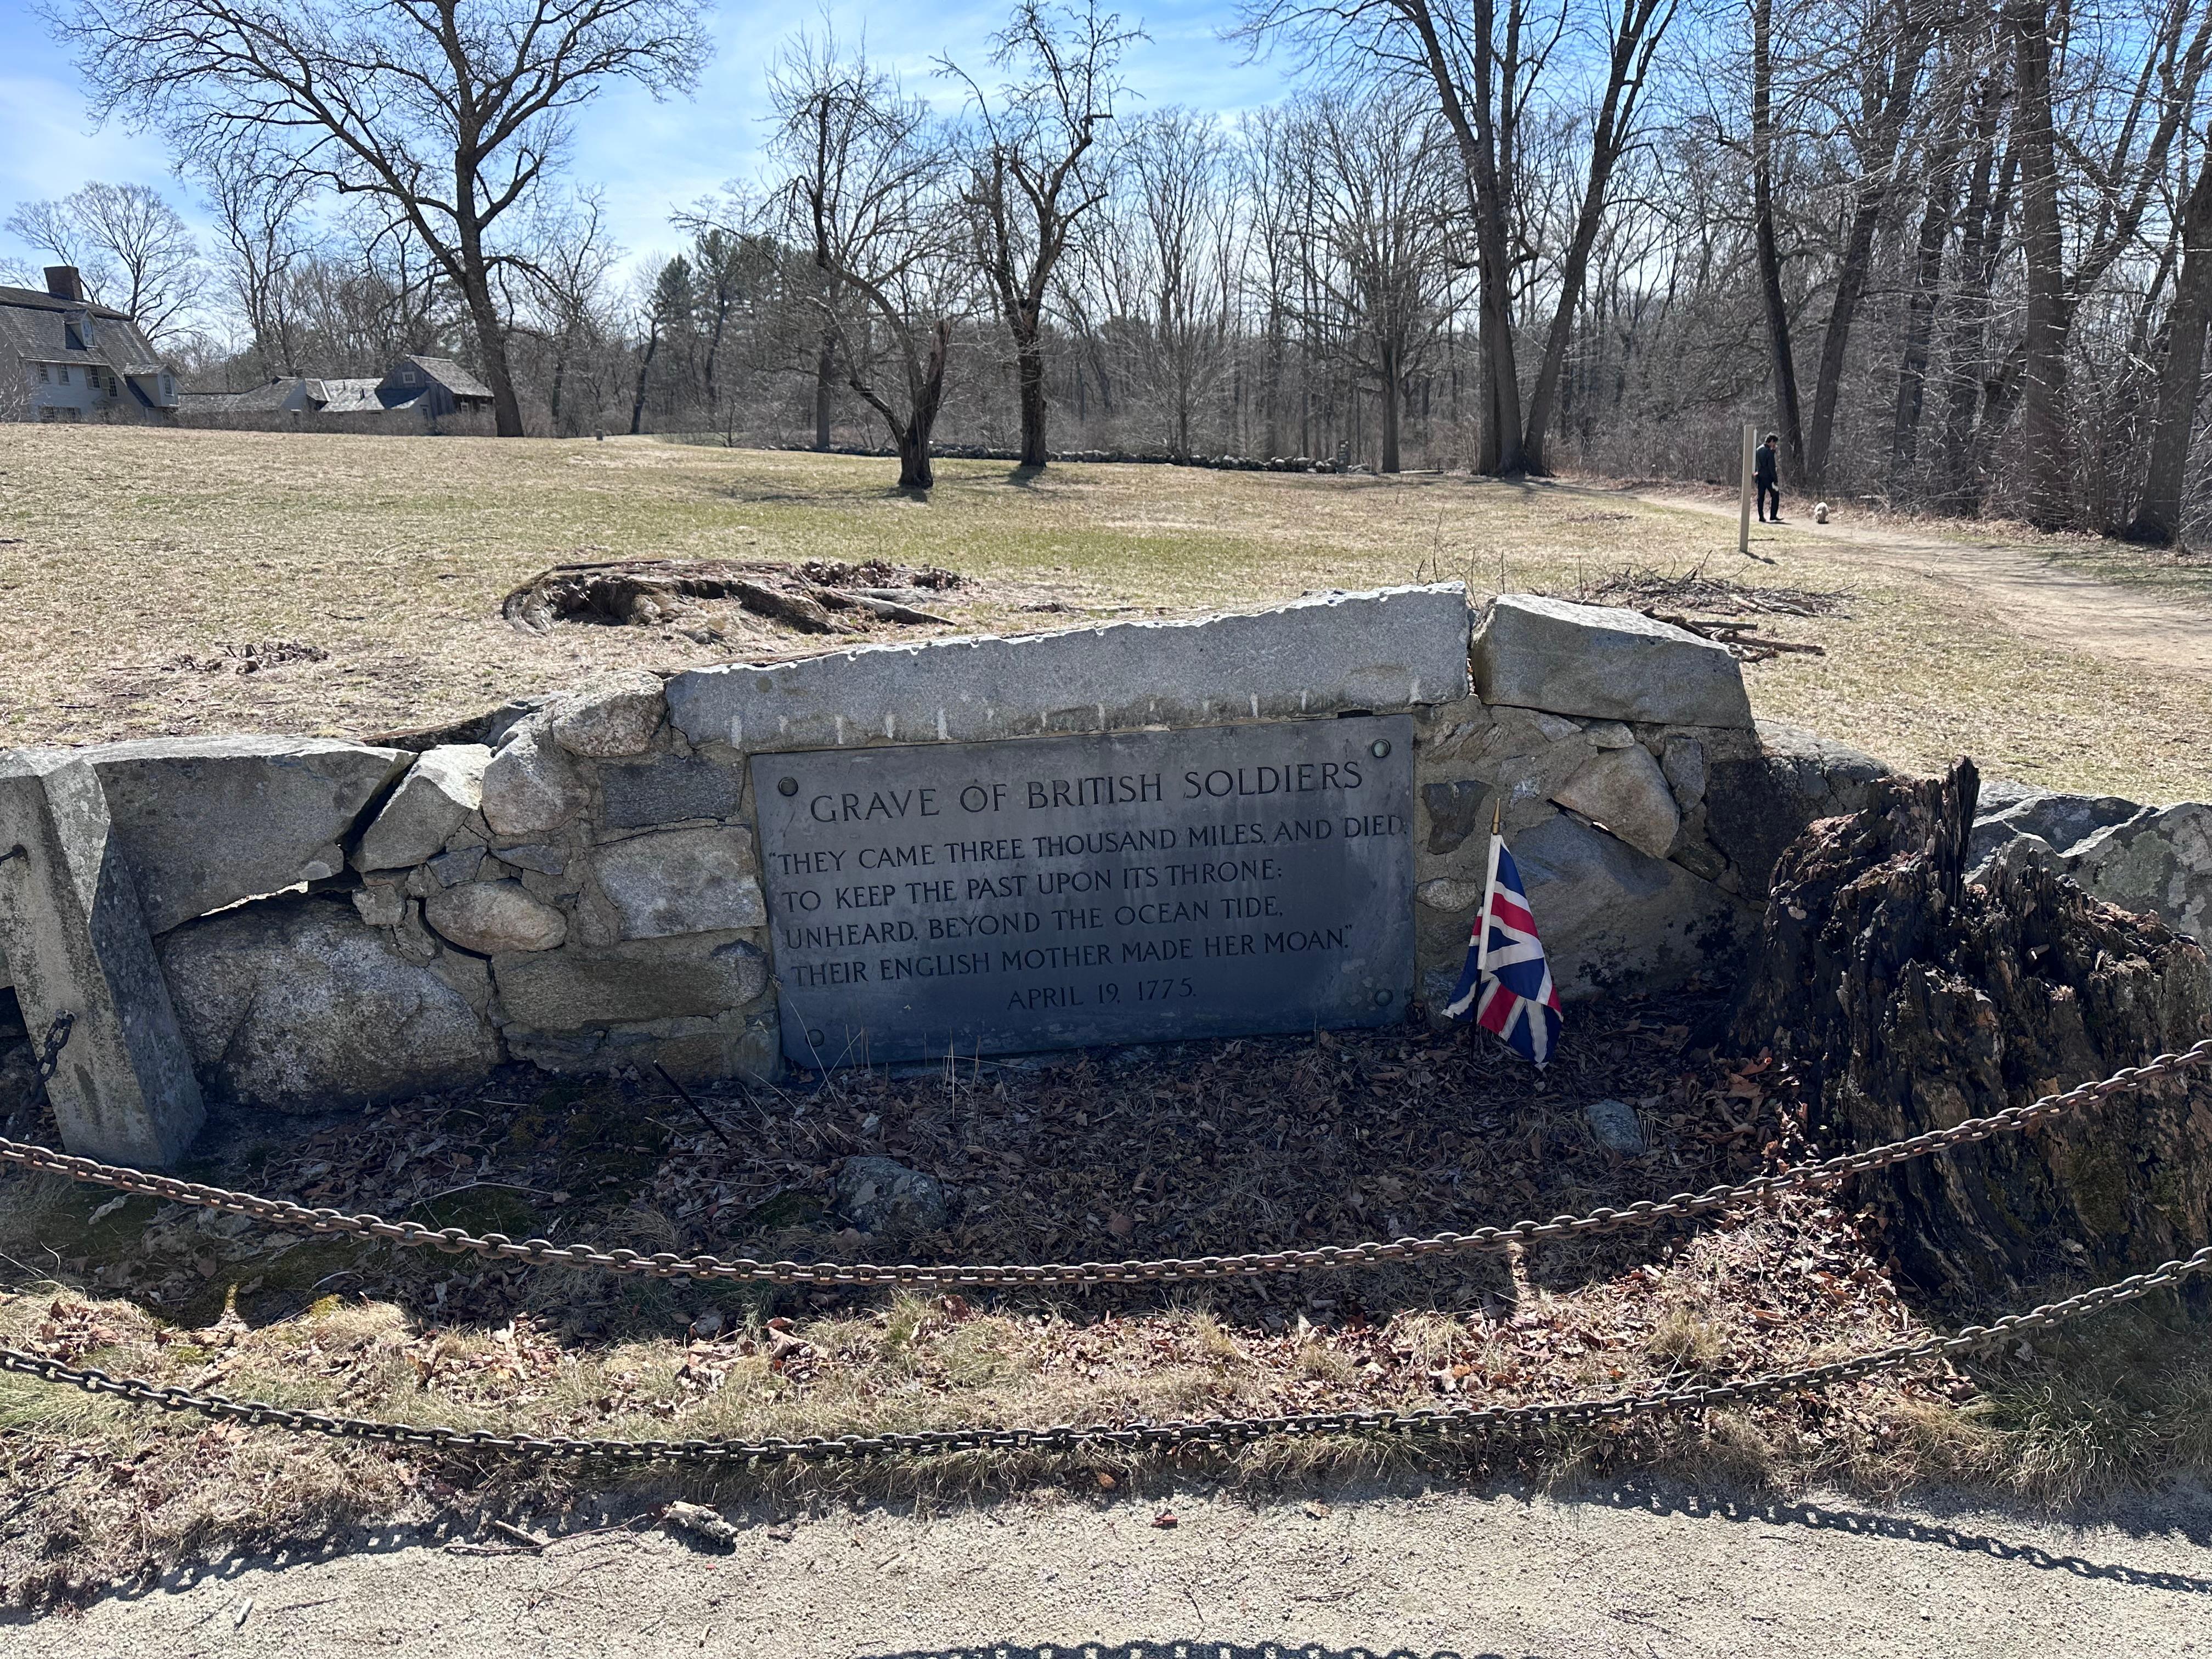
left=1444, top=802, right=1564, bottom=1066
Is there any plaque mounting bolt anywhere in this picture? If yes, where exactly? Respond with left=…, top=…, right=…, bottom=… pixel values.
left=778, top=776, right=799, bottom=796
left=1373, top=989, right=1393, bottom=1006
left=1369, top=739, right=1391, bottom=758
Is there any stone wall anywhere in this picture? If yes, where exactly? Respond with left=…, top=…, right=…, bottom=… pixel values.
left=0, top=585, right=1939, bottom=1164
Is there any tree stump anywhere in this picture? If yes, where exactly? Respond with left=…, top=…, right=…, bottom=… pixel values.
left=1733, top=759, right=2212, bottom=1302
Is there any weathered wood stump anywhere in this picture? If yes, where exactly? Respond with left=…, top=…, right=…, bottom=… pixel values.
left=1733, top=758, right=2212, bottom=1302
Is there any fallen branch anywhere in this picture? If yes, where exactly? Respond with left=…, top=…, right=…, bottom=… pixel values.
left=1646, top=610, right=1828, bottom=662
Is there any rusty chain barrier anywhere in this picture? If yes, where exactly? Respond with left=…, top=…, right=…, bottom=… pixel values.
left=4, top=1240, right=2209, bottom=1464
left=2, top=1034, right=2207, bottom=1289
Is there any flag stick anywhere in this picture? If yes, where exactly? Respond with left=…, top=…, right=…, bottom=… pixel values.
left=1475, top=799, right=1504, bottom=977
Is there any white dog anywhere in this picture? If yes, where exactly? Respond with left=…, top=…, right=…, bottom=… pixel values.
left=1813, top=501, right=1830, bottom=524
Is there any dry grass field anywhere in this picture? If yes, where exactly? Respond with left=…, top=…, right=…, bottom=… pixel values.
left=5, top=426, right=2212, bottom=1596
left=4, top=425, right=2209, bottom=799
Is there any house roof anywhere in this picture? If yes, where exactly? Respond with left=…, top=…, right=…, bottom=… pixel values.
left=0, top=284, right=133, bottom=322
left=182, top=377, right=308, bottom=412
left=0, top=285, right=165, bottom=373
left=307, top=377, right=388, bottom=413
left=392, top=354, right=493, bottom=400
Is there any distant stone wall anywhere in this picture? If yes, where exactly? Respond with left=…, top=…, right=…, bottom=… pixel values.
left=5, top=585, right=1921, bottom=1164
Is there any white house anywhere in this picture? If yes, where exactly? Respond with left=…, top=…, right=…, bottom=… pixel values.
left=0, top=266, right=176, bottom=424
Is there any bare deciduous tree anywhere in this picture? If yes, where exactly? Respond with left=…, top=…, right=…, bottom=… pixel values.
left=4, top=179, right=202, bottom=345
left=950, top=0, right=1139, bottom=467
left=58, top=0, right=711, bottom=436
left=770, top=31, right=968, bottom=489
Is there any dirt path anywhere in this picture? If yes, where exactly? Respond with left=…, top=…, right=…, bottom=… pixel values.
left=1630, top=490, right=2212, bottom=681
left=10, top=1479, right=2210, bottom=1657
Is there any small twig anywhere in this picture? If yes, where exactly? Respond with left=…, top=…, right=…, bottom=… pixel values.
left=489, top=1518, right=548, bottom=1550
left=656, top=1063, right=735, bottom=1149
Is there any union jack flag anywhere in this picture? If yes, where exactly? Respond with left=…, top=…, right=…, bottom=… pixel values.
left=1443, top=830, right=1564, bottom=1066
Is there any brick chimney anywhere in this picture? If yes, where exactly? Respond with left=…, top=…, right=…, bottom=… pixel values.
left=43, top=266, right=84, bottom=302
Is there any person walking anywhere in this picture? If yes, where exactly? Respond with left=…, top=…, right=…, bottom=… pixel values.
left=1754, top=432, right=1783, bottom=522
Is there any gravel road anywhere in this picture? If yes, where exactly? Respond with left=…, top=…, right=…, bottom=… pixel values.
left=7, top=1478, right=2208, bottom=1657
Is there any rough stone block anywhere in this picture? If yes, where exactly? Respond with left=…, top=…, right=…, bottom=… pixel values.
left=1661, top=736, right=1708, bottom=808
left=1968, top=787, right=2144, bottom=871
left=356, top=744, right=490, bottom=871
left=665, top=583, right=1472, bottom=751
left=481, top=720, right=588, bottom=837
left=0, top=756, right=205, bottom=1164
left=1704, top=720, right=1892, bottom=898
left=1584, top=1098, right=1646, bottom=1155
left=428, top=847, right=486, bottom=887
left=600, top=754, right=745, bottom=828
left=1421, top=778, right=1498, bottom=855
left=2070, top=804, right=2212, bottom=946
left=1551, top=745, right=1681, bottom=859
left=1471, top=596, right=1754, bottom=728
left=157, top=893, right=500, bottom=1111
left=550, top=669, right=666, bottom=758
left=423, top=879, right=568, bottom=954
left=493, top=843, right=568, bottom=875
left=592, top=827, right=764, bottom=939
left=504, top=1008, right=778, bottom=1082
left=1509, top=811, right=1756, bottom=1000
left=67, top=736, right=408, bottom=934
left=493, top=932, right=769, bottom=1030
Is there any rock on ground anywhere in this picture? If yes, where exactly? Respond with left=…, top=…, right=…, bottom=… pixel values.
left=832, top=1154, right=951, bottom=1233
left=2071, top=803, right=2212, bottom=946
left=157, top=894, right=501, bottom=1110
left=1584, top=1098, right=1646, bottom=1154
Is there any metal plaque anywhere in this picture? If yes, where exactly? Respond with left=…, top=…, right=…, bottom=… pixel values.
left=750, top=716, right=1414, bottom=1066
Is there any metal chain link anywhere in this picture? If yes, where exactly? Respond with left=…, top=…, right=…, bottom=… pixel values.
left=32, top=1013, right=74, bottom=1086
left=5, top=1242, right=2208, bottom=1465
left=2, top=1038, right=2205, bottom=1289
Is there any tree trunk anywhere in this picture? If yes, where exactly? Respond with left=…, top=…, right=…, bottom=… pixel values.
left=1733, top=759, right=2212, bottom=1304
left=1015, top=332, right=1049, bottom=469
left=1937, top=139, right=2013, bottom=514
left=549, top=337, right=569, bottom=435
left=630, top=331, right=659, bottom=437
left=2013, top=0, right=2072, bottom=529
left=460, top=278, right=525, bottom=437
left=1888, top=140, right=1963, bottom=488
left=2125, top=149, right=2212, bottom=544
left=896, top=319, right=952, bottom=492
left=814, top=330, right=836, bottom=449
left=1751, top=0, right=1805, bottom=476
left=1379, top=343, right=1402, bottom=475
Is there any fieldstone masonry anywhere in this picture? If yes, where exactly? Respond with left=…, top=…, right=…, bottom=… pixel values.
left=4, top=583, right=2207, bottom=1167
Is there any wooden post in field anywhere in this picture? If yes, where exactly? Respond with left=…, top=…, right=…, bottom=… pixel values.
left=1738, top=423, right=1756, bottom=556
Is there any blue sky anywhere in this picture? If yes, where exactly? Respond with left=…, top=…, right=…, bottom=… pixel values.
left=0, top=0, right=1295, bottom=300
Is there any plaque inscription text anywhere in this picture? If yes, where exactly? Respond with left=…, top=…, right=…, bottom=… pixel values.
left=750, top=717, right=1415, bottom=1065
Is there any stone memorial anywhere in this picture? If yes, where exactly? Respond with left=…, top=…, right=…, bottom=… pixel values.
left=26, top=578, right=2140, bottom=1170
left=752, top=717, right=1415, bottom=1064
